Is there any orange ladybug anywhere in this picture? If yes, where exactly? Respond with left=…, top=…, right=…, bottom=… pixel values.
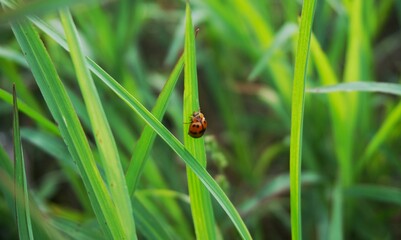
left=188, top=111, right=207, bottom=138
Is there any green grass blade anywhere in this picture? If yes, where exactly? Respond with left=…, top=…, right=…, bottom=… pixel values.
left=357, top=102, right=401, bottom=174
left=59, top=9, right=136, bottom=239
left=0, top=88, right=59, bottom=135
left=183, top=3, right=216, bottom=239
left=87, top=59, right=252, bottom=240
left=10, top=17, right=124, bottom=239
left=126, top=54, right=184, bottom=195
left=289, top=0, right=316, bottom=239
left=13, top=85, right=34, bottom=240
left=307, top=82, right=401, bottom=95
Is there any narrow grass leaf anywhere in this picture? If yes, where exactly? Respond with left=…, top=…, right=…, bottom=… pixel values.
left=10, top=17, right=124, bottom=238
left=0, top=88, right=59, bottom=135
left=126, top=54, right=184, bottom=195
left=289, top=1, right=316, bottom=239
left=357, top=102, right=401, bottom=174
left=13, top=85, right=34, bottom=240
left=59, top=9, right=136, bottom=238
left=307, top=82, right=401, bottom=95
left=183, top=3, right=217, bottom=239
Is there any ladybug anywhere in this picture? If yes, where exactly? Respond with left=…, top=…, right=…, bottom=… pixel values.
left=188, top=111, right=207, bottom=138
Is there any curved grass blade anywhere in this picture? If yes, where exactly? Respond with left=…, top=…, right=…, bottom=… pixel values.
left=126, top=54, right=184, bottom=195
left=13, top=85, right=34, bottom=240
left=183, top=3, right=216, bottom=239
left=289, top=0, right=316, bottom=239
left=59, top=9, right=136, bottom=238
left=10, top=17, right=125, bottom=239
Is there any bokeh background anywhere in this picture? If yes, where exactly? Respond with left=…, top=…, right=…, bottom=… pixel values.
left=1, top=0, right=401, bottom=239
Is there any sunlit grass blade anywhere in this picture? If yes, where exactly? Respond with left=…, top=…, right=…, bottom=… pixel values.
left=10, top=17, right=124, bottom=239
left=126, top=54, right=184, bottom=195
left=59, top=9, right=136, bottom=238
left=87, top=59, right=252, bottom=240
left=13, top=85, right=34, bottom=240
left=183, top=3, right=216, bottom=239
left=289, top=0, right=316, bottom=239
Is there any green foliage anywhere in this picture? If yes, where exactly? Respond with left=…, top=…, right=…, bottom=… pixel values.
left=1, top=0, right=401, bottom=239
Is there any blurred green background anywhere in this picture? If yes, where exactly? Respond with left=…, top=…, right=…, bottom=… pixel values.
left=1, top=0, right=401, bottom=239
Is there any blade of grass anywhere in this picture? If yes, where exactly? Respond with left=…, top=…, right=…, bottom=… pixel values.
left=9, top=16, right=125, bottom=239
left=59, top=9, right=136, bottom=239
left=13, top=84, right=34, bottom=240
left=307, top=82, right=401, bottom=95
left=289, top=0, right=316, bottom=239
left=0, top=88, right=59, bottom=134
left=126, top=54, right=184, bottom=195
left=183, top=3, right=216, bottom=239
